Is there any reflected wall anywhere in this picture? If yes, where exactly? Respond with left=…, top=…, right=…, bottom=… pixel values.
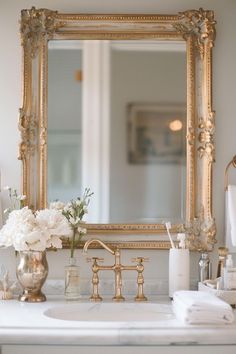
left=47, top=40, right=186, bottom=223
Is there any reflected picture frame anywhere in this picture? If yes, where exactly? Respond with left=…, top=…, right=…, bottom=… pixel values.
left=128, top=103, right=186, bottom=165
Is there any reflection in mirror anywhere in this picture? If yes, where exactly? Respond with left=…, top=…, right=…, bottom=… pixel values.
left=48, top=42, right=83, bottom=202
left=48, top=40, right=186, bottom=224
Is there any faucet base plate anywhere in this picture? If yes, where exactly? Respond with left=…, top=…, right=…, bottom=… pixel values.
left=90, top=295, right=103, bottom=302
left=112, top=295, right=125, bottom=302
left=135, top=296, right=148, bottom=302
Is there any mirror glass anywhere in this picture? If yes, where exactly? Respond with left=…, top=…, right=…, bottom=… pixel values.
left=48, top=40, right=186, bottom=224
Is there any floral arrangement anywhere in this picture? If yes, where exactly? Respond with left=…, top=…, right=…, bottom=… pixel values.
left=0, top=187, right=93, bottom=253
left=51, top=188, right=93, bottom=258
left=0, top=206, right=71, bottom=251
left=0, top=187, right=71, bottom=251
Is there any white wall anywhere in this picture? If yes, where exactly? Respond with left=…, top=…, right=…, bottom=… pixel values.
left=0, top=0, right=236, bottom=292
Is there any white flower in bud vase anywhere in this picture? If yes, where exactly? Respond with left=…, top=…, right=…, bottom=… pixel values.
left=49, top=201, right=65, bottom=211
left=62, top=188, right=94, bottom=258
left=3, top=186, right=11, bottom=191
left=16, top=195, right=26, bottom=201
left=77, top=226, right=87, bottom=235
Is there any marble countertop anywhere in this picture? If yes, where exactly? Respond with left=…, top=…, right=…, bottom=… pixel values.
left=0, top=296, right=236, bottom=346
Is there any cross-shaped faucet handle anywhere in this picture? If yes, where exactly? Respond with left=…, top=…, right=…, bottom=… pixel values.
left=86, top=257, right=104, bottom=263
left=131, top=257, right=149, bottom=263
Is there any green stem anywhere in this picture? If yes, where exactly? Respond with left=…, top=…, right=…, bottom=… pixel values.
left=70, top=227, right=76, bottom=259
left=74, top=233, right=82, bottom=248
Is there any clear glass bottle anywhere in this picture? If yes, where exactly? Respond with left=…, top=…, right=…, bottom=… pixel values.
left=223, top=255, right=236, bottom=290
left=198, top=252, right=211, bottom=282
left=65, top=257, right=81, bottom=300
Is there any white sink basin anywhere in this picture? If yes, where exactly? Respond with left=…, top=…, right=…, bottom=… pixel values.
left=44, top=302, right=174, bottom=322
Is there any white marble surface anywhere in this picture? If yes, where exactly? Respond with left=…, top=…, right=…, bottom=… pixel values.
left=0, top=296, right=236, bottom=346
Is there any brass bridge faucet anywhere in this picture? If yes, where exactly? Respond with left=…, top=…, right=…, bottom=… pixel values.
left=83, top=239, right=148, bottom=302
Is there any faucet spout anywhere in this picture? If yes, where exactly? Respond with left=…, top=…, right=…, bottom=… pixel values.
left=83, top=239, right=115, bottom=255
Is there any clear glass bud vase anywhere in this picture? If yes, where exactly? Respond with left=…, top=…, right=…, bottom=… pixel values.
left=65, top=257, right=81, bottom=300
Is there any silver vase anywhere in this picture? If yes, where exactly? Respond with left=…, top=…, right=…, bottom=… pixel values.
left=16, top=251, right=48, bottom=302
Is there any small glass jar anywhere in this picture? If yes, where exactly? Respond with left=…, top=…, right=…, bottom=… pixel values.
left=198, top=252, right=211, bottom=282
left=65, top=257, right=81, bottom=300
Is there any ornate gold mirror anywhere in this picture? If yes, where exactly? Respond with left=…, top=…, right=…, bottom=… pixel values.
left=19, top=7, right=216, bottom=250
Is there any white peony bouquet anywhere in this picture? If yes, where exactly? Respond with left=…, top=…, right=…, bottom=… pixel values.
left=0, top=206, right=71, bottom=252
left=0, top=186, right=92, bottom=253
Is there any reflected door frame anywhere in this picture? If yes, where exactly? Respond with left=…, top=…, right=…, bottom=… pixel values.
left=82, top=40, right=111, bottom=223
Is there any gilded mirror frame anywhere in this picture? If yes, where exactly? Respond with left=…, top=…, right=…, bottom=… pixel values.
left=19, top=7, right=216, bottom=251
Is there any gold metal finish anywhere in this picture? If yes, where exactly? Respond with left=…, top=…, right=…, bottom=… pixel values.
left=83, top=239, right=147, bottom=301
left=19, top=7, right=216, bottom=250
left=63, top=239, right=178, bottom=250
left=224, top=156, right=236, bottom=191
left=174, top=8, right=216, bottom=59
left=87, top=257, right=104, bottom=301
left=16, top=251, right=48, bottom=302
left=20, top=7, right=65, bottom=59
left=131, top=257, right=149, bottom=263
left=87, top=257, right=104, bottom=263
left=131, top=257, right=148, bottom=301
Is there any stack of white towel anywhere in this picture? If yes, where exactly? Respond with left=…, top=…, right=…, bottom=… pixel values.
left=172, top=291, right=234, bottom=324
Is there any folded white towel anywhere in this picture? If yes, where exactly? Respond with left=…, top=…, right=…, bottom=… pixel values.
left=172, top=291, right=234, bottom=324
left=226, top=185, right=236, bottom=249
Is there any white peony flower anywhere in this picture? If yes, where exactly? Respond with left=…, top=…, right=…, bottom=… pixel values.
left=0, top=224, right=14, bottom=248
left=46, top=236, right=63, bottom=249
left=36, top=208, right=71, bottom=237
left=0, top=207, right=37, bottom=251
left=26, top=239, right=47, bottom=252
left=0, top=206, right=70, bottom=251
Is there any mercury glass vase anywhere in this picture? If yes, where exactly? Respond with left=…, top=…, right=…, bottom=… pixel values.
left=65, top=257, right=81, bottom=300
left=16, top=250, right=48, bottom=302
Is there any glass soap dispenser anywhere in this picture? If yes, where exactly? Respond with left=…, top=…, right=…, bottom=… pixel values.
left=224, top=255, right=236, bottom=290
